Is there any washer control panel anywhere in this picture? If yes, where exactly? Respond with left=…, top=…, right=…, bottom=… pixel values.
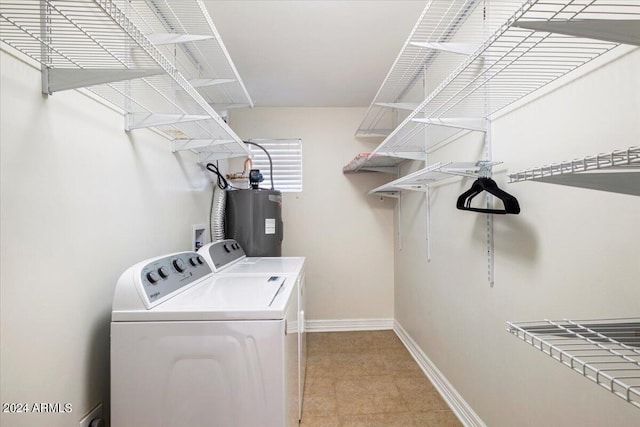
left=205, top=239, right=246, bottom=272
left=139, top=252, right=211, bottom=307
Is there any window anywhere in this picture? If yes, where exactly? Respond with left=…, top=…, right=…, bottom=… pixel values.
left=248, top=139, right=302, bottom=192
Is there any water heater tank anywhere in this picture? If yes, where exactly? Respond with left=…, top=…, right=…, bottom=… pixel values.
left=225, top=189, right=283, bottom=257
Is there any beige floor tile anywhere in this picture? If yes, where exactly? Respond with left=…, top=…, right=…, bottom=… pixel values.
left=335, top=375, right=408, bottom=416
left=304, top=375, right=335, bottom=396
left=328, top=331, right=377, bottom=353
left=401, top=389, right=450, bottom=412
left=368, top=330, right=406, bottom=349
left=303, top=331, right=455, bottom=426
left=330, top=351, right=388, bottom=377
left=340, top=412, right=417, bottom=427
left=307, top=352, right=332, bottom=368
left=393, top=375, right=437, bottom=394
left=302, top=394, right=338, bottom=417
left=307, top=332, right=333, bottom=355
left=412, top=410, right=463, bottom=426
left=299, top=414, right=341, bottom=427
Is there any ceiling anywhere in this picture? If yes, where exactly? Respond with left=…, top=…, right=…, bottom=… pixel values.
left=203, top=1, right=426, bottom=108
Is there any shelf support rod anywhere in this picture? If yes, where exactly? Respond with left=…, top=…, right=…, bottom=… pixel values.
left=39, top=0, right=52, bottom=96
left=483, top=0, right=494, bottom=287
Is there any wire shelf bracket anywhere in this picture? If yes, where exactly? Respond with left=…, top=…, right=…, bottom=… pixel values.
left=375, top=102, right=421, bottom=111
left=513, top=19, right=640, bottom=47
left=411, top=117, right=488, bottom=132
left=172, top=139, right=235, bottom=152
left=145, top=33, right=213, bottom=45
left=125, top=113, right=211, bottom=131
left=43, top=68, right=164, bottom=94
left=507, top=317, right=640, bottom=409
left=409, top=41, right=481, bottom=56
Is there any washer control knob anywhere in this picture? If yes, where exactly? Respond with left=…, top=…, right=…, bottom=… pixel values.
left=189, top=257, right=199, bottom=266
left=146, top=271, right=160, bottom=284
left=223, top=244, right=231, bottom=253
left=173, top=258, right=186, bottom=272
left=196, top=256, right=204, bottom=264
left=158, top=266, right=170, bottom=278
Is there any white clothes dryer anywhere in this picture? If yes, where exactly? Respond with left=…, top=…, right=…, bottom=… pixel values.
left=198, top=240, right=307, bottom=420
left=111, top=251, right=299, bottom=427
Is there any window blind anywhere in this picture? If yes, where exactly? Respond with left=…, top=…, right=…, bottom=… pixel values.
left=248, top=139, right=303, bottom=192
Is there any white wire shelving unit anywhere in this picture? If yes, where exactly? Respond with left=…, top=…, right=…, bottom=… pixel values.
left=508, top=146, right=640, bottom=196
left=348, top=0, right=525, bottom=176
left=0, top=0, right=252, bottom=162
left=355, top=0, right=527, bottom=139
left=118, top=0, right=253, bottom=115
left=369, top=161, right=500, bottom=197
left=507, top=317, right=640, bottom=409
left=368, top=0, right=640, bottom=160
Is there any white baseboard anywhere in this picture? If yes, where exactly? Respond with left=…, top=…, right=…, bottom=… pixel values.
left=305, top=318, right=394, bottom=332
left=393, top=320, right=486, bottom=427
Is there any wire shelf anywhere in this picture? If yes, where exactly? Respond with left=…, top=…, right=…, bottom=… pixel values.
left=343, top=153, right=405, bottom=174
left=508, top=146, right=640, bottom=195
left=118, top=0, right=253, bottom=113
left=370, top=0, right=640, bottom=159
left=0, top=0, right=251, bottom=161
left=369, top=161, right=500, bottom=196
left=356, top=0, right=527, bottom=138
left=507, top=318, right=640, bottom=409
left=509, top=146, right=640, bottom=181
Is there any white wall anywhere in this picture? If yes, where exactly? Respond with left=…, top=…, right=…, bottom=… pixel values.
left=229, top=108, right=396, bottom=323
left=394, top=47, right=640, bottom=426
left=0, top=50, right=213, bottom=426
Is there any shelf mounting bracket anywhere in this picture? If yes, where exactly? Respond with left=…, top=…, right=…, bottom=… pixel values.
left=375, top=102, right=420, bottom=111
left=42, top=68, right=164, bottom=94
left=189, top=78, right=237, bottom=88
left=145, top=33, right=213, bottom=45
left=411, top=117, right=488, bottom=132
left=172, top=139, right=236, bottom=152
left=409, top=41, right=480, bottom=55
left=125, top=113, right=210, bottom=130
left=513, top=19, right=640, bottom=46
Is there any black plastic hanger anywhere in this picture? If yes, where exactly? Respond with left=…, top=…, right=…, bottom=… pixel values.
left=456, top=177, right=520, bottom=214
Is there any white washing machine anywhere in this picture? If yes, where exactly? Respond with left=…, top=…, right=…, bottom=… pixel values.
left=198, top=240, right=307, bottom=419
left=111, top=250, right=299, bottom=427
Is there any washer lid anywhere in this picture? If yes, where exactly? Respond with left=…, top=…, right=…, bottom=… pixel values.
left=112, top=275, right=292, bottom=322
left=224, top=257, right=305, bottom=275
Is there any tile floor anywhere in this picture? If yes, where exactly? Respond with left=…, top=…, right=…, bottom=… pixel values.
left=300, top=330, right=463, bottom=427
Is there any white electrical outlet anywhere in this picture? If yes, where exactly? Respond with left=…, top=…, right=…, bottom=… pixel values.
left=79, top=403, right=104, bottom=427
